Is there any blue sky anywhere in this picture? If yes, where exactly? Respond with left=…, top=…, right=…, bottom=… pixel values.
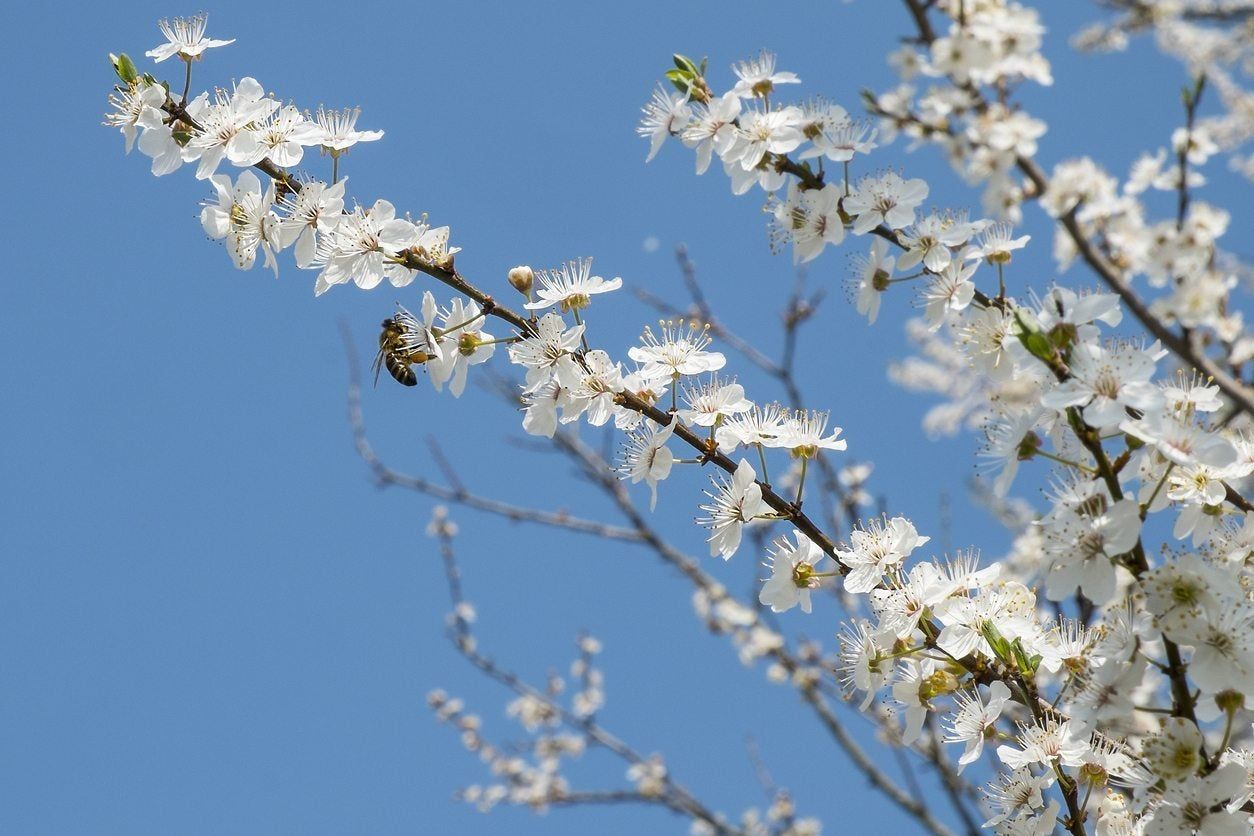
left=2, top=1, right=1244, bottom=832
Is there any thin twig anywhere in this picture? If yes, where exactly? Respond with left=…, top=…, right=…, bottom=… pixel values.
left=341, top=322, right=644, bottom=543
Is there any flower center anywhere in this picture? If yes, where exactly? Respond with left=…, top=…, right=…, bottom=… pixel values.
left=1092, top=368, right=1121, bottom=399
left=791, top=562, right=815, bottom=589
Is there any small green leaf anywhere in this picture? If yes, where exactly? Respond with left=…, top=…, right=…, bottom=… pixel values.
left=1012, top=309, right=1056, bottom=365
left=112, top=52, right=138, bottom=85
left=664, top=68, right=691, bottom=95
left=672, top=53, right=698, bottom=75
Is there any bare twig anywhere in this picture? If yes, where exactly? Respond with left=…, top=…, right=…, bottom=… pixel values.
left=341, top=323, right=644, bottom=543
left=430, top=517, right=737, bottom=834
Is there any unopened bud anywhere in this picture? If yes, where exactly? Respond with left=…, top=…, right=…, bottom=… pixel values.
left=507, top=265, right=533, bottom=295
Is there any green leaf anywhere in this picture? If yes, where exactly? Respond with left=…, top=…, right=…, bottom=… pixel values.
left=672, top=53, right=698, bottom=75
left=1012, top=308, right=1055, bottom=365
left=112, top=52, right=138, bottom=85
left=664, top=69, right=691, bottom=95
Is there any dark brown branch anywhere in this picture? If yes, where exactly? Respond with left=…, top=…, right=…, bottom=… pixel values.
left=544, top=427, right=958, bottom=836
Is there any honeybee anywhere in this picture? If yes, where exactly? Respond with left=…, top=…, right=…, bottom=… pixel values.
left=373, top=306, right=434, bottom=387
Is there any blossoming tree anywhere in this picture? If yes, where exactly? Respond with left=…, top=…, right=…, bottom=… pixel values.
left=105, top=2, right=1254, bottom=833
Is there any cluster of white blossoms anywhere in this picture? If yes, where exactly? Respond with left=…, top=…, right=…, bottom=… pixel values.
left=1073, top=1, right=1254, bottom=184
left=108, top=6, right=1254, bottom=835
left=105, top=17, right=451, bottom=301
left=428, top=686, right=584, bottom=814
left=635, top=4, right=1253, bottom=834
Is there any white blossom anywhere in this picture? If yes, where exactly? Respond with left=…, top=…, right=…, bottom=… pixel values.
left=146, top=14, right=234, bottom=63
left=759, top=529, right=828, bottom=614
left=697, top=459, right=766, bottom=559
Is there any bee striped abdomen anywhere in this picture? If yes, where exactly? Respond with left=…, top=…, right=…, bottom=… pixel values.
left=386, top=354, right=418, bottom=386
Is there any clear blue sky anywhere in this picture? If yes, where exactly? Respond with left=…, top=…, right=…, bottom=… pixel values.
left=2, top=1, right=1241, bottom=832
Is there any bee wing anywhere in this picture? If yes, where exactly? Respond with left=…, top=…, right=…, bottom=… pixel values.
left=371, top=347, right=385, bottom=387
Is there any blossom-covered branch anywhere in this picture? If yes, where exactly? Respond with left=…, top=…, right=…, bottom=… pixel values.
left=104, top=8, right=1254, bottom=835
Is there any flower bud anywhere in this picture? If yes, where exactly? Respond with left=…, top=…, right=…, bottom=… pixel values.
left=507, top=265, right=533, bottom=295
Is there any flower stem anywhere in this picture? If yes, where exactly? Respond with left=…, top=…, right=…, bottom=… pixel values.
left=1141, top=462, right=1176, bottom=520
left=794, top=456, right=809, bottom=508
left=572, top=309, right=590, bottom=353
left=436, top=310, right=487, bottom=337
left=1217, top=704, right=1237, bottom=755
left=1034, top=448, right=1097, bottom=474
left=872, top=645, right=927, bottom=663
left=887, top=272, right=927, bottom=284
